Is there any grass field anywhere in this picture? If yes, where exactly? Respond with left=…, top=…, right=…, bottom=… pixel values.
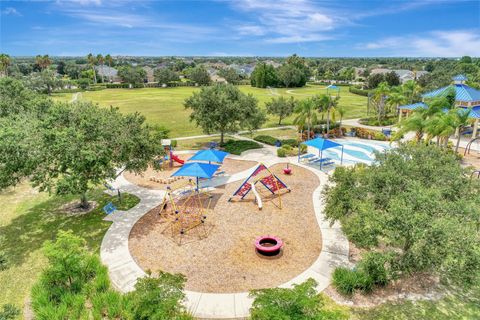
left=53, top=84, right=367, bottom=137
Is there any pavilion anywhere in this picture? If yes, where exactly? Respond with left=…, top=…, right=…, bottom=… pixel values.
left=398, top=75, right=480, bottom=138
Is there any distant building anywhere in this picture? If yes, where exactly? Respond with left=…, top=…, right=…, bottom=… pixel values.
left=211, top=74, right=227, bottom=83
left=95, top=65, right=120, bottom=83
left=142, top=66, right=155, bottom=83
left=264, top=60, right=282, bottom=68
left=370, top=68, right=429, bottom=83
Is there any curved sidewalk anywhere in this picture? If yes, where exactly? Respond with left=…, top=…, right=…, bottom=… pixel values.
left=100, top=153, right=349, bottom=319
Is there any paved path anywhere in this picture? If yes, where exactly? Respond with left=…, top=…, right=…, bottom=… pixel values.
left=100, top=145, right=349, bottom=319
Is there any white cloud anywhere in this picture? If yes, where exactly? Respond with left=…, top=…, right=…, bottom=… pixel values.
left=56, top=0, right=102, bottom=6
left=361, top=30, right=480, bottom=57
left=230, top=0, right=338, bottom=43
left=1, top=7, right=22, bottom=16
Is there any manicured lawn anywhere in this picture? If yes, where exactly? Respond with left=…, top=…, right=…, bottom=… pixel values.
left=52, top=85, right=367, bottom=138
left=0, top=184, right=139, bottom=311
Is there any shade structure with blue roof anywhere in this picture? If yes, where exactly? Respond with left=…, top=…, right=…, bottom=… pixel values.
left=421, top=75, right=480, bottom=103
left=172, top=162, right=220, bottom=190
left=188, top=149, right=229, bottom=164
left=300, top=137, right=344, bottom=169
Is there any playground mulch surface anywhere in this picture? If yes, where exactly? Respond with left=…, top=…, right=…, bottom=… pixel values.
left=123, top=154, right=257, bottom=190
left=129, top=163, right=322, bottom=293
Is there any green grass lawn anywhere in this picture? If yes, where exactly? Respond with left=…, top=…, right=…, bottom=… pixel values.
left=0, top=185, right=139, bottom=312
left=52, top=84, right=367, bottom=138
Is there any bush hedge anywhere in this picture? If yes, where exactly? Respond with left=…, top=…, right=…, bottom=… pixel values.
left=359, top=116, right=397, bottom=127
left=352, top=127, right=387, bottom=141
left=254, top=135, right=299, bottom=147
left=332, top=267, right=373, bottom=296
left=222, top=139, right=262, bottom=155
left=349, top=86, right=371, bottom=97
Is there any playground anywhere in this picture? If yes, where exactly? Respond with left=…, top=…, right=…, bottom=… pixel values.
left=128, top=163, right=322, bottom=293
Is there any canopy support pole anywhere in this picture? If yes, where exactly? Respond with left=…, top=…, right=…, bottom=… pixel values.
left=320, top=149, right=323, bottom=170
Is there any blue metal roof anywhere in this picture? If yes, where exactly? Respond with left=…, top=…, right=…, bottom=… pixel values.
left=171, top=162, right=220, bottom=178
left=188, top=149, right=229, bottom=163
left=422, top=84, right=480, bottom=102
left=468, top=106, right=480, bottom=119
left=398, top=102, right=427, bottom=110
left=453, top=74, right=467, bottom=81
left=302, top=137, right=342, bottom=151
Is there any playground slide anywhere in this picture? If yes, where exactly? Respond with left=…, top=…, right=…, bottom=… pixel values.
left=250, top=183, right=263, bottom=210
left=171, top=153, right=185, bottom=165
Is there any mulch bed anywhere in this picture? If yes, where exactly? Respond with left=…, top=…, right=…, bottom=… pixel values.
left=123, top=153, right=257, bottom=190
left=128, top=163, right=322, bottom=293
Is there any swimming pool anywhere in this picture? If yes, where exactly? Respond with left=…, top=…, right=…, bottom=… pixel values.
left=305, top=139, right=392, bottom=166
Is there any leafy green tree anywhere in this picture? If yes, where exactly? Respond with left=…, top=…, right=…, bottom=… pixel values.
left=34, top=54, right=51, bottom=71
left=218, top=67, right=243, bottom=84
left=186, top=65, right=211, bottom=85
left=277, top=64, right=305, bottom=88
left=265, top=96, right=296, bottom=125
left=96, top=54, right=105, bottom=83
left=184, top=83, right=265, bottom=144
left=118, top=65, right=147, bottom=85
left=25, top=69, right=63, bottom=95
left=127, top=272, right=193, bottom=320
left=323, top=143, right=480, bottom=287
left=384, top=71, right=400, bottom=86
left=314, top=94, right=340, bottom=132
left=250, top=279, right=348, bottom=320
left=371, top=82, right=390, bottom=121
left=367, top=73, right=385, bottom=89
left=0, top=101, right=163, bottom=208
left=0, top=77, right=50, bottom=117
left=250, top=62, right=278, bottom=88
left=154, top=68, right=180, bottom=85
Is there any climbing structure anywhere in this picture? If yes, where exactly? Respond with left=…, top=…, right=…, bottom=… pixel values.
left=158, top=180, right=212, bottom=244
left=229, top=164, right=290, bottom=210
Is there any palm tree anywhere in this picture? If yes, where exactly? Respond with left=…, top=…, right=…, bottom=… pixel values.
left=0, top=53, right=11, bottom=76
left=96, top=54, right=104, bottom=83
left=402, top=80, right=421, bottom=104
left=35, top=54, right=51, bottom=70
left=105, top=54, right=113, bottom=82
left=87, top=53, right=97, bottom=84
left=394, top=110, right=428, bottom=142
left=453, top=108, right=472, bottom=152
left=337, top=105, right=346, bottom=128
left=387, top=87, right=406, bottom=116
left=372, top=82, right=390, bottom=122
left=294, top=98, right=318, bottom=140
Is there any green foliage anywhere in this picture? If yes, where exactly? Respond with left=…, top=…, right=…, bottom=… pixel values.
left=154, top=68, right=180, bottom=85
left=249, top=278, right=348, bottom=320
left=0, top=252, right=7, bottom=271
left=0, top=77, right=52, bottom=117
left=359, top=252, right=391, bottom=286
left=265, top=96, right=296, bottom=125
left=118, top=65, right=147, bottom=85
left=359, top=116, right=397, bottom=126
left=184, top=83, right=265, bottom=144
left=185, top=65, right=211, bottom=85
left=254, top=135, right=277, bottom=145
left=277, top=147, right=287, bottom=157
left=349, top=86, right=370, bottom=97
left=218, top=67, right=243, bottom=84
left=324, top=144, right=480, bottom=287
left=222, top=139, right=262, bottom=155
left=332, top=267, right=373, bottom=296
left=250, top=62, right=278, bottom=88
left=278, top=64, right=306, bottom=88
left=0, top=304, right=20, bottom=320
left=127, top=272, right=192, bottom=320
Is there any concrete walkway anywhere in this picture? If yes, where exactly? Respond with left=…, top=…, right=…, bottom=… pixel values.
left=100, top=146, right=349, bottom=319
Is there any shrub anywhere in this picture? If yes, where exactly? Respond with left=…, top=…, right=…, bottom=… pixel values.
left=222, top=139, right=262, bottom=155
left=250, top=278, right=348, bottom=320
left=281, top=138, right=298, bottom=147
left=359, top=116, right=397, bottom=127
left=353, top=127, right=387, bottom=141
left=91, top=291, right=130, bottom=320
left=358, top=252, right=390, bottom=286
left=277, top=147, right=287, bottom=157
left=254, top=135, right=277, bottom=146
left=0, top=304, right=20, bottom=320
left=349, top=86, right=371, bottom=96
left=332, top=267, right=373, bottom=296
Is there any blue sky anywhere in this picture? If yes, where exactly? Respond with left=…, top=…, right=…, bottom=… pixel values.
left=1, top=0, right=479, bottom=57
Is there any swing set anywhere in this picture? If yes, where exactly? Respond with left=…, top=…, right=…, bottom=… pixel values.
left=158, top=180, right=213, bottom=244
left=229, top=164, right=290, bottom=210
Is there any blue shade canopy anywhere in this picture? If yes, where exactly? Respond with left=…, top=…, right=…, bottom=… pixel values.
left=302, top=137, right=342, bottom=151
left=422, top=84, right=480, bottom=102
left=327, top=85, right=339, bottom=90
left=171, top=162, right=220, bottom=179
left=188, top=149, right=229, bottom=163
left=453, top=74, right=467, bottom=81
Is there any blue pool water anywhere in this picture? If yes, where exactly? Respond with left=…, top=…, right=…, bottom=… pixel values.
left=305, top=139, right=392, bottom=166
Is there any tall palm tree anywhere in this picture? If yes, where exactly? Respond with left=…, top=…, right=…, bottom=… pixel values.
left=96, top=54, right=104, bottom=83
left=402, top=80, right=421, bottom=104
left=387, top=87, right=406, bottom=116
left=35, top=54, right=51, bottom=70
left=394, top=110, right=428, bottom=142
left=372, top=82, right=390, bottom=122
left=87, top=53, right=97, bottom=84
left=105, top=54, right=113, bottom=82
left=337, top=105, right=346, bottom=128
left=453, top=108, right=472, bottom=152
left=294, top=98, right=318, bottom=140
left=0, top=53, right=11, bottom=76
